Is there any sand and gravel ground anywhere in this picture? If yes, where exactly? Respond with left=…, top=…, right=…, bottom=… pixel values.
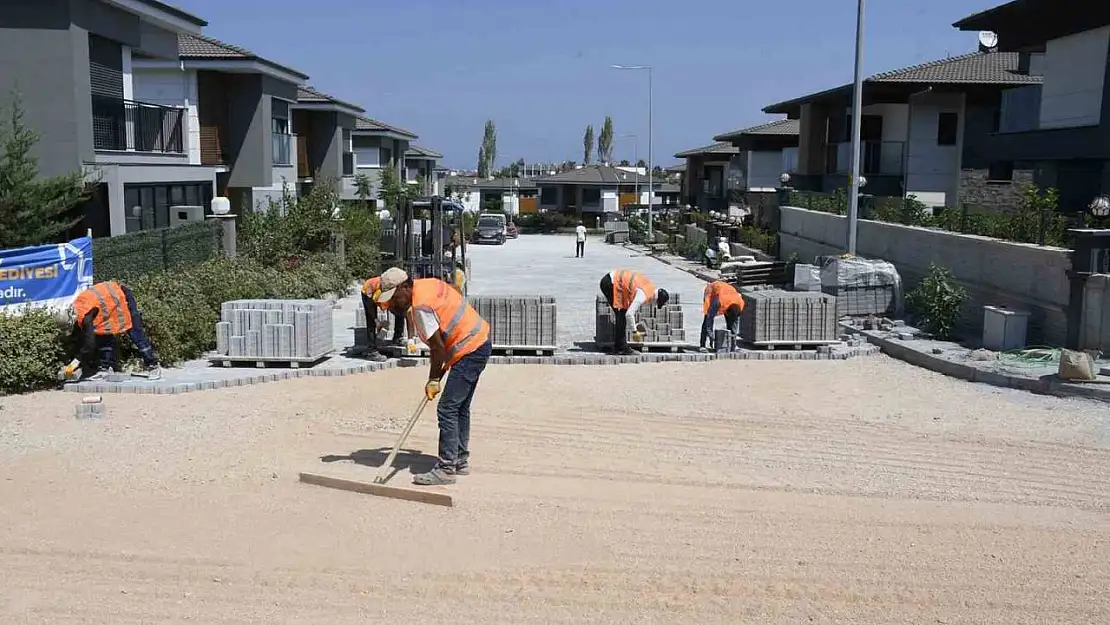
left=1, top=356, right=1108, bottom=624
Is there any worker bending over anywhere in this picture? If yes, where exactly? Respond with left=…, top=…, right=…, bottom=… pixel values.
left=599, top=269, right=669, bottom=355
left=701, top=280, right=745, bottom=351
left=374, top=268, right=492, bottom=487
left=360, top=274, right=407, bottom=362
left=60, top=280, right=161, bottom=381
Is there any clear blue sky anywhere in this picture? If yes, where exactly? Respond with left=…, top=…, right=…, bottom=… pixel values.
left=170, top=0, right=1003, bottom=169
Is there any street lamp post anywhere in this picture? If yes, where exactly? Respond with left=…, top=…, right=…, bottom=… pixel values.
left=846, top=0, right=866, bottom=255
left=613, top=64, right=653, bottom=239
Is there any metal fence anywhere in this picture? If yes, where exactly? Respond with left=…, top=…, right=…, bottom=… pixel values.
left=93, top=220, right=224, bottom=283
left=91, top=95, right=185, bottom=153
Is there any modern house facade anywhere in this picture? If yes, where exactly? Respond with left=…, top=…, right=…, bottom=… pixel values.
left=404, top=145, right=443, bottom=196
left=764, top=51, right=1042, bottom=210
left=0, top=0, right=211, bottom=237
left=954, top=0, right=1110, bottom=211
left=673, top=143, right=738, bottom=211
left=535, top=165, right=654, bottom=216
left=292, top=85, right=361, bottom=199
left=350, top=115, right=417, bottom=205
left=443, top=176, right=538, bottom=214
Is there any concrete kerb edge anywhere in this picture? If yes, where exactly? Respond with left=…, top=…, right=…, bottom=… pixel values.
left=844, top=325, right=1110, bottom=404
left=59, top=346, right=881, bottom=395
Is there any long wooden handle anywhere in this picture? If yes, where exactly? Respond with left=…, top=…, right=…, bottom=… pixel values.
left=374, top=396, right=429, bottom=484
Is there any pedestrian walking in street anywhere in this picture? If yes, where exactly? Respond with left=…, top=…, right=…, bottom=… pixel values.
left=575, top=221, right=587, bottom=258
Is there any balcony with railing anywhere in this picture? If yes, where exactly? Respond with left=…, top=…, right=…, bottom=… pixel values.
left=342, top=152, right=355, bottom=177
left=91, top=95, right=185, bottom=154
left=273, top=132, right=293, bottom=166
left=826, top=141, right=905, bottom=177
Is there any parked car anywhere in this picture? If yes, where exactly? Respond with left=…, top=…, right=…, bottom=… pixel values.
left=472, top=214, right=507, bottom=245
left=506, top=222, right=519, bottom=239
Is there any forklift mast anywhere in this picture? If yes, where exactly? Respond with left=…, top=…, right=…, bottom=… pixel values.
left=393, top=196, right=468, bottom=294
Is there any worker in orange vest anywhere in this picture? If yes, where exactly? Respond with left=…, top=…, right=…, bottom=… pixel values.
left=60, top=280, right=161, bottom=381
left=599, top=269, right=670, bottom=355
left=374, top=267, right=492, bottom=487
left=701, top=280, right=746, bottom=351
left=360, top=274, right=407, bottom=362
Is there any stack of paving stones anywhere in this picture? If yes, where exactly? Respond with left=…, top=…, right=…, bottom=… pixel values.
left=739, top=288, right=837, bottom=344
left=468, top=295, right=557, bottom=347
left=819, top=256, right=903, bottom=318
left=595, top=293, right=686, bottom=345
left=214, top=299, right=334, bottom=362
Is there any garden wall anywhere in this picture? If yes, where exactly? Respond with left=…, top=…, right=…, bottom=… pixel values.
left=777, top=206, right=1075, bottom=346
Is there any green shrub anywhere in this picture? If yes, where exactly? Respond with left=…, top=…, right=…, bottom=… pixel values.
left=0, top=308, right=68, bottom=395
left=906, top=263, right=967, bottom=340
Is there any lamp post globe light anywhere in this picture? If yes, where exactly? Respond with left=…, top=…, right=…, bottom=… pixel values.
left=780, top=172, right=791, bottom=185
left=1090, top=194, right=1110, bottom=217
left=612, top=64, right=654, bottom=238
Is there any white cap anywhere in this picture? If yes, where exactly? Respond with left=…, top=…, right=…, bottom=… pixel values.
left=375, top=267, right=409, bottom=303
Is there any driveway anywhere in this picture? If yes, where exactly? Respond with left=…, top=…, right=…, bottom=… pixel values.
left=464, top=234, right=709, bottom=348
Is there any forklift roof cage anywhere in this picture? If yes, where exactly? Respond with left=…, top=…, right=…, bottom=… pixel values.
left=391, top=196, right=468, bottom=292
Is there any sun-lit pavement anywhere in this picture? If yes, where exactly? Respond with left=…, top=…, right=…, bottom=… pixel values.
left=464, top=233, right=709, bottom=349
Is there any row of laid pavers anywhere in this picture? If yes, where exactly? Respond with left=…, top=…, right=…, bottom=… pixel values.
left=63, top=342, right=882, bottom=395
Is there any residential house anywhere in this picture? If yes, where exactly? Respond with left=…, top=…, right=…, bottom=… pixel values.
left=292, top=85, right=362, bottom=199
left=351, top=115, right=417, bottom=208
left=712, top=118, right=801, bottom=192
left=673, top=143, right=738, bottom=211
left=404, top=145, right=443, bottom=196
left=953, top=0, right=1110, bottom=210
left=764, top=51, right=1042, bottom=210
left=0, top=0, right=211, bottom=237
left=442, top=176, right=538, bottom=214
left=535, top=165, right=655, bottom=216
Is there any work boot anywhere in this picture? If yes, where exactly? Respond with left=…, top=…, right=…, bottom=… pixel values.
left=454, top=461, right=469, bottom=476
left=617, top=346, right=639, bottom=356
left=365, top=350, right=388, bottom=362
left=413, top=467, right=456, bottom=486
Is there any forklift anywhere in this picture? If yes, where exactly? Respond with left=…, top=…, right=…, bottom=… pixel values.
left=384, top=195, right=470, bottom=296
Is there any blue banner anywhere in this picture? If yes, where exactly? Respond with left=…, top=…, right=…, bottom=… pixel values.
left=0, top=236, right=94, bottom=312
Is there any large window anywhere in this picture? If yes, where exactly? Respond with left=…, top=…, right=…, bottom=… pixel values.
left=540, top=186, right=557, bottom=204
left=124, top=182, right=213, bottom=232
left=582, top=187, right=601, bottom=205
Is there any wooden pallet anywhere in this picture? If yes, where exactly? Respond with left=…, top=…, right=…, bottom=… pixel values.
left=492, top=345, right=556, bottom=356
left=742, top=340, right=840, bottom=351
left=207, top=352, right=332, bottom=368
left=723, top=261, right=795, bottom=288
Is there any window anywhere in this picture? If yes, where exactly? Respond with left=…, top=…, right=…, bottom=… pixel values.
left=122, top=182, right=215, bottom=233
left=354, top=147, right=379, bottom=167
left=540, top=186, right=557, bottom=204
left=937, top=112, right=958, bottom=146
left=582, top=187, right=601, bottom=204
left=272, top=117, right=289, bottom=135
left=987, top=161, right=1014, bottom=182
left=380, top=147, right=393, bottom=166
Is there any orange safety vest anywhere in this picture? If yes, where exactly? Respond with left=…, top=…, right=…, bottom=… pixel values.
left=361, top=276, right=391, bottom=310
left=74, top=281, right=133, bottom=336
left=703, top=281, right=745, bottom=316
left=610, top=270, right=656, bottom=311
left=410, top=278, right=490, bottom=369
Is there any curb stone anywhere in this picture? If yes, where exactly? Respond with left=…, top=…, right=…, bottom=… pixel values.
left=845, top=324, right=1110, bottom=404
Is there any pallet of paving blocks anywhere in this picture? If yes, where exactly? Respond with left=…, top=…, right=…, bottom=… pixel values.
left=211, top=299, right=334, bottom=367
left=594, top=293, right=689, bottom=348
left=818, top=256, right=904, bottom=318
left=738, top=288, right=838, bottom=347
left=468, top=295, right=558, bottom=354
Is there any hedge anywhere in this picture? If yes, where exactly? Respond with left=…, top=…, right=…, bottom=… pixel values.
left=0, top=254, right=352, bottom=396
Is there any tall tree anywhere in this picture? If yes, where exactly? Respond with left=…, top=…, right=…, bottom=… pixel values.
left=583, top=125, right=594, bottom=164
left=597, top=116, right=614, bottom=164
left=477, top=145, right=487, bottom=178
left=480, top=120, right=497, bottom=176
left=0, top=91, right=88, bottom=247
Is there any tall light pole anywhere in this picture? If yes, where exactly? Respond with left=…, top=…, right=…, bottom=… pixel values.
left=846, top=0, right=866, bottom=255
left=618, top=133, right=639, bottom=206
left=612, top=64, right=653, bottom=238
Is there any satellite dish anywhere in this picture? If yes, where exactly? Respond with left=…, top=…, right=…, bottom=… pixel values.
left=978, top=31, right=998, bottom=51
